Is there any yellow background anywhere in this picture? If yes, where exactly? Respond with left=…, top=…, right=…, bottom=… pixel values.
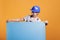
left=0, top=0, right=60, bottom=40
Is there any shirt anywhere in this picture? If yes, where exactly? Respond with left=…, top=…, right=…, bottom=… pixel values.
left=24, top=15, right=41, bottom=22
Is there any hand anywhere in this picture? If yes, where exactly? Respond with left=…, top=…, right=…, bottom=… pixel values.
left=6, top=20, right=9, bottom=23
left=44, top=20, right=48, bottom=26
left=6, top=20, right=11, bottom=23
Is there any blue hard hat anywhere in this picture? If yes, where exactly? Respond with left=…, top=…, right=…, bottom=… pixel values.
left=31, top=6, right=40, bottom=13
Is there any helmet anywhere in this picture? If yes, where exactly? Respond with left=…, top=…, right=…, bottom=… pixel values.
left=31, top=6, right=40, bottom=13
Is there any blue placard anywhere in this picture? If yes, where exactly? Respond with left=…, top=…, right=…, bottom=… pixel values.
left=6, top=22, right=46, bottom=40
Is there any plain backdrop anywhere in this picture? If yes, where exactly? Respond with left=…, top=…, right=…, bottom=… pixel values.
left=0, top=0, right=60, bottom=40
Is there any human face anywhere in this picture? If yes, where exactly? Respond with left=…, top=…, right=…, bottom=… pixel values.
left=32, top=13, right=39, bottom=17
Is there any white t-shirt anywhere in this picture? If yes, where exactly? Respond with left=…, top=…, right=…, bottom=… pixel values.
left=24, top=15, right=41, bottom=22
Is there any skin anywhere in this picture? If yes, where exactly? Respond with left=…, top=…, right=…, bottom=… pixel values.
left=7, top=13, right=48, bottom=26
left=7, top=13, right=39, bottom=22
left=32, top=13, right=39, bottom=18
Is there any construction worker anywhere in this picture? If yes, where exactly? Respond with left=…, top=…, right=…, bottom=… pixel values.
left=7, top=5, right=48, bottom=25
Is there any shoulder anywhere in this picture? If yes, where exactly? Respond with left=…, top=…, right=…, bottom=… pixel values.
left=25, top=15, right=30, bottom=18
left=23, top=15, right=31, bottom=19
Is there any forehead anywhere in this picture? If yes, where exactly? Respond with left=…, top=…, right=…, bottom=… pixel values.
left=33, top=13, right=39, bottom=14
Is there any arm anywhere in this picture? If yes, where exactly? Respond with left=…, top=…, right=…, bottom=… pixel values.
left=7, top=18, right=25, bottom=22
left=6, top=15, right=29, bottom=22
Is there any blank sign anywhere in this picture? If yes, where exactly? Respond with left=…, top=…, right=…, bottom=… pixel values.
left=6, top=22, right=46, bottom=40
